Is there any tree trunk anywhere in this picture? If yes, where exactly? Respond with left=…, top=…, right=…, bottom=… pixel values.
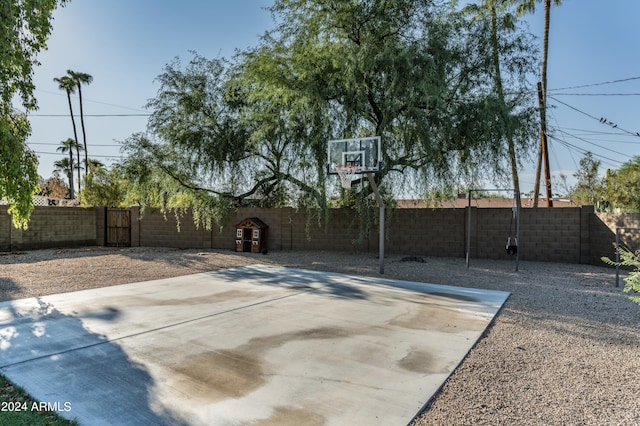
left=77, top=83, right=89, bottom=180
left=65, top=89, right=81, bottom=196
left=490, top=4, right=520, bottom=207
left=68, top=152, right=75, bottom=199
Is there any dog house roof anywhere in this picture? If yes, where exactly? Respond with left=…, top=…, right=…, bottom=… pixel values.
left=235, top=217, right=268, bottom=229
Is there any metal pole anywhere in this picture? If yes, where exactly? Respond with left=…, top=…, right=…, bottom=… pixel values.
left=616, top=228, right=620, bottom=287
left=367, top=174, right=384, bottom=274
left=515, top=191, right=520, bottom=272
left=466, top=190, right=471, bottom=268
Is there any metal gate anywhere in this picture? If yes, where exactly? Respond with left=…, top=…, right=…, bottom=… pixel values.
left=106, top=208, right=131, bottom=247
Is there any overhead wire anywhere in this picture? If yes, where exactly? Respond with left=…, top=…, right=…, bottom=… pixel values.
left=548, top=136, right=624, bottom=168
left=554, top=128, right=634, bottom=160
left=547, top=76, right=640, bottom=92
left=548, top=95, right=640, bottom=138
left=34, top=88, right=150, bottom=113
left=34, top=151, right=125, bottom=160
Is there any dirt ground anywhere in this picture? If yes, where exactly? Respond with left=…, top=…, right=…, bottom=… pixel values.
left=1, top=247, right=639, bottom=425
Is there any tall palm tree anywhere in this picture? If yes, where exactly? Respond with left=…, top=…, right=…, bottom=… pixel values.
left=516, top=0, right=562, bottom=207
left=67, top=70, right=93, bottom=181
left=54, top=74, right=83, bottom=192
left=56, top=138, right=78, bottom=198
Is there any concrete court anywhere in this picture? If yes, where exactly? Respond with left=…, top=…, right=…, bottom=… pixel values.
left=0, top=265, right=509, bottom=425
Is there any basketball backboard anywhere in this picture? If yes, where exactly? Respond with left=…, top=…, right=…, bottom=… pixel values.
left=327, top=136, right=381, bottom=175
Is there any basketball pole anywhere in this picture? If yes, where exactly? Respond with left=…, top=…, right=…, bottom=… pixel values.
left=367, top=174, right=385, bottom=274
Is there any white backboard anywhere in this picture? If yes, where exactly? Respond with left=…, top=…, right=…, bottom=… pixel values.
left=327, top=136, right=381, bottom=175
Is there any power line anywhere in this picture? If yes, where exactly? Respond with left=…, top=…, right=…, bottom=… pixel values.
left=548, top=76, right=640, bottom=92
left=553, top=128, right=634, bottom=159
left=35, top=89, right=149, bottom=113
left=548, top=96, right=640, bottom=138
left=554, top=127, right=640, bottom=136
left=548, top=135, right=625, bottom=167
left=34, top=151, right=125, bottom=160
left=29, top=142, right=122, bottom=147
left=551, top=93, right=640, bottom=96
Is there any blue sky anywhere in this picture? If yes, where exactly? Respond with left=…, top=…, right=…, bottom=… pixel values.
left=27, top=0, right=640, bottom=197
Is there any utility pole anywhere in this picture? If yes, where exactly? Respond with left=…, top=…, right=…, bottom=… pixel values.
left=537, top=82, right=553, bottom=207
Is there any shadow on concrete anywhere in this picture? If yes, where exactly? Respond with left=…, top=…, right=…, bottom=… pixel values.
left=0, top=289, right=188, bottom=425
left=211, top=265, right=369, bottom=300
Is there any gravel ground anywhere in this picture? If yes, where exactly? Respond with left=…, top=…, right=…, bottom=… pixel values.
left=1, top=247, right=639, bottom=425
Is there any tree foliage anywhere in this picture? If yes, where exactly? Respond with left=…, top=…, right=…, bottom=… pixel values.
left=1, top=0, right=68, bottom=228
left=602, top=157, right=640, bottom=212
left=79, top=163, right=127, bottom=208
left=122, top=0, right=539, bottom=228
left=570, top=152, right=604, bottom=207
left=39, top=172, right=69, bottom=199
left=602, top=247, right=640, bottom=306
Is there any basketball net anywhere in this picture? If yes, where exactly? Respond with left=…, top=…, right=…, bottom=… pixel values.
left=334, top=164, right=358, bottom=189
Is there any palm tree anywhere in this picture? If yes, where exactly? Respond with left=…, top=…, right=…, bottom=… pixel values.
left=87, top=158, right=105, bottom=173
left=54, top=74, right=83, bottom=192
left=53, top=157, right=75, bottom=199
left=516, top=0, right=563, bottom=207
left=67, top=70, right=93, bottom=181
left=56, top=138, right=78, bottom=198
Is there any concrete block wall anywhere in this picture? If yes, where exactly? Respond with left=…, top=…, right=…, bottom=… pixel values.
left=1, top=206, right=97, bottom=250
left=590, top=213, right=640, bottom=264
left=518, top=208, right=583, bottom=263
left=386, top=208, right=465, bottom=257
left=0, top=206, right=11, bottom=251
left=137, top=208, right=211, bottom=249
left=119, top=207, right=595, bottom=263
left=291, top=209, right=372, bottom=252
left=4, top=205, right=640, bottom=267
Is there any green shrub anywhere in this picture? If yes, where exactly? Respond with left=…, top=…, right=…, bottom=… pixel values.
left=602, top=247, right=640, bottom=305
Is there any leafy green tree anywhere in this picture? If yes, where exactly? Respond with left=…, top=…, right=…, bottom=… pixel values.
left=123, top=1, right=538, bottom=227
left=602, top=157, right=640, bottom=212
left=67, top=70, right=93, bottom=180
left=570, top=152, right=604, bottom=207
left=79, top=162, right=127, bottom=207
left=1, top=0, right=68, bottom=227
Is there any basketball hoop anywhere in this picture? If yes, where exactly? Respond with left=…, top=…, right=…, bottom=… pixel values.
left=334, top=164, right=358, bottom=189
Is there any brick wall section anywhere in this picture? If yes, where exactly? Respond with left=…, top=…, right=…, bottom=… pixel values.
left=519, top=208, right=582, bottom=263
left=0, top=206, right=11, bottom=251
left=590, top=213, right=640, bottom=264
left=132, top=207, right=590, bottom=263
left=387, top=208, right=465, bottom=257
left=138, top=208, right=211, bottom=249
left=5, top=205, right=640, bottom=266
left=5, top=206, right=96, bottom=250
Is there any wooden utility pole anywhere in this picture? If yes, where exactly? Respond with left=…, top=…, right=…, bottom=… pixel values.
left=537, top=82, right=553, bottom=207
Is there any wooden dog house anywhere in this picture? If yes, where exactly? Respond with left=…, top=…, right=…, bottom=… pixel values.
left=235, top=217, right=268, bottom=253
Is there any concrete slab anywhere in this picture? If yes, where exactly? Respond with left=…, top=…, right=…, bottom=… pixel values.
left=0, top=265, right=509, bottom=425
